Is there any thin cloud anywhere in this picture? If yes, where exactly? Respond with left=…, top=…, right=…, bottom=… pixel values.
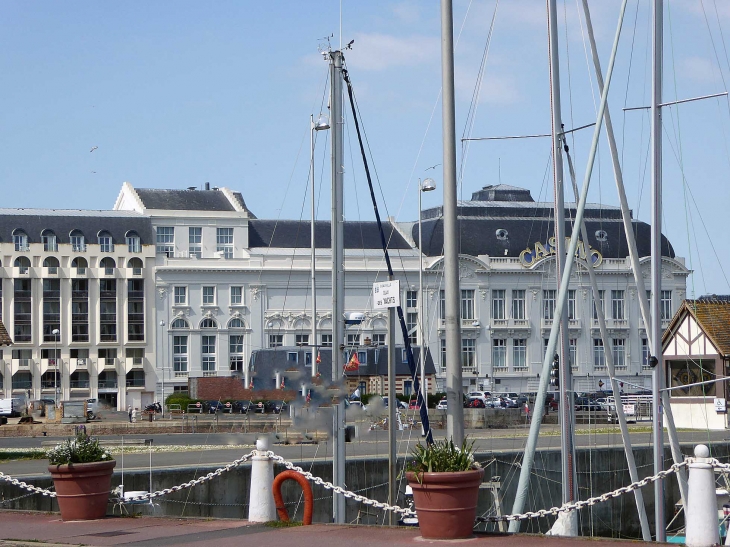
left=678, top=55, right=722, bottom=85
left=344, top=32, right=440, bottom=71
left=392, top=1, right=421, bottom=25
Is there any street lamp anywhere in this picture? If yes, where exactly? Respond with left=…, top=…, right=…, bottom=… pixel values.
left=159, top=320, right=165, bottom=418
left=52, top=328, right=60, bottom=407
left=418, top=178, right=436, bottom=415
left=311, top=114, right=330, bottom=378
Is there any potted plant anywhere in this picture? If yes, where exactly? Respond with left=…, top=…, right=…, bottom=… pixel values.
left=47, top=431, right=116, bottom=521
left=404, top=438, right=484, bottom=539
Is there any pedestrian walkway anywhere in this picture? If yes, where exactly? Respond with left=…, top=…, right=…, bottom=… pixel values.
left=0, top=511, right=654, bottom=547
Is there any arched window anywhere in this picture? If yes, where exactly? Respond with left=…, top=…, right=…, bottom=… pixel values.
left=43, top=256, right=59, bottom=274
left=228, top=318, right=245, bottom=329
left=200, top=318, right=218, bottom=329
left=98, top=231, right=114, bottom=253
left=70, top=230, right=86, bottom=252
left=125, top=231, right=141, bottom=253
left=41, top=229, right=57, bottom=252
left=127, top=257, right=143, bottom=276
left=12, top=229, right=28, bottom=252
left=100, top=257, right=116, bottom=275
left=71, top=257, right=88, bottom=274
left=14, top=256, right=30, bottom=273
left=170, top=318, right=189, bottom=329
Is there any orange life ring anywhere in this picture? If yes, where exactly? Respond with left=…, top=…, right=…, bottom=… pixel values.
left=272, top=470, right=313, bottom=525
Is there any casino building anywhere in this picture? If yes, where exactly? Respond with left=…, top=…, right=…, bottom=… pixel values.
left=0, top=182, right=687, bottom=408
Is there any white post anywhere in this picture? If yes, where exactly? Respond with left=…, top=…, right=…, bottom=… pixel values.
left=248, top=437, right=277, bottom=522
left=686, top=445, right=720, bottom=547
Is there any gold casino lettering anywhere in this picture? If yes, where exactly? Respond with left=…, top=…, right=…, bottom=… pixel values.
left=519, top=236, right=603, bottom=268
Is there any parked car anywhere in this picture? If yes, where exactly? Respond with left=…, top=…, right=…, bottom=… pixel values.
left=408, top=397, right=420, bottom=410
left=232, top=400, right=253, bottom=414
left=265, top=400, right=288, bottom=414
left=436, top=398, right=447, bottom=410
left=485, top=397, right=505, bottom=408
left=467, top=398, right=486, bottom=408
left=574, top=397, right=602, bottom=411
left=206, top=400, right=226, bottom=413
left=467, top=391, right=490, bottom=403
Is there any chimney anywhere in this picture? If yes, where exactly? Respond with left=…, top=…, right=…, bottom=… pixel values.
left=205, top=182, right=210, bottom=191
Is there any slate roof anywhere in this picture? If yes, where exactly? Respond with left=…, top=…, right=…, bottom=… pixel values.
left=663, top=299, right=730, bottom=356
left=135, top=188, right=254, bottom=215
left=248, top=346, right=436, bottom=383
left=0, top=320, right=11, bottom=346
left=248, top=220, right=411, bottom=250
left=0, top=211, right=154, bottom=245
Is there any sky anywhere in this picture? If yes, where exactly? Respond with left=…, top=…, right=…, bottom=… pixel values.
left=1, top=0, right=729, bottom=295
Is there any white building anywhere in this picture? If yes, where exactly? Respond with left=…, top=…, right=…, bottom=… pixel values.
left=0, top=182, right=687, bottom=407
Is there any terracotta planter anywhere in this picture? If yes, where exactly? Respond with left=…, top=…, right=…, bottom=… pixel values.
left=48, top=460, right=116, bottom=521
left=406, top=468, right=484, bottom=539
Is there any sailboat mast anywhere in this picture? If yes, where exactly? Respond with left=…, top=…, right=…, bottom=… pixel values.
left=547, top=0, right=577, bottom=509
left=329, top=48, right=346, bottom=525
left=440, top=0, right=464, bottom=445
left=651, top=0, right=666, bottom=541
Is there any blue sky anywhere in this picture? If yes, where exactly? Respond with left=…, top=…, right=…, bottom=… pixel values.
left=1, top=1, right=729, bottom=295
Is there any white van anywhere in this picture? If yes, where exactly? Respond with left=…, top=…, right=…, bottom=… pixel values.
left=0, top=398, right=25, bottom=417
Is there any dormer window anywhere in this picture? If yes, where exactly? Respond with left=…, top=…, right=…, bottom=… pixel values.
left=98, top=231, right=114, bottom=253
left=41, top=229, right=57, bottom=252
left=13, top=229, right=28, bottom=252
left=126, top=231, right=141, bottom=253
left=70, top=230, right=86, bottom=252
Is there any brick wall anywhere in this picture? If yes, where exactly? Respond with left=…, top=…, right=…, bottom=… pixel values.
left=189, top=377, right=297, bottom=401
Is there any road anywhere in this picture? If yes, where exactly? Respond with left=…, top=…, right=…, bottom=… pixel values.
left=1, top=421, right=727, bottom=477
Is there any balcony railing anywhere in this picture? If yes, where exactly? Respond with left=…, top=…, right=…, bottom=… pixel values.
left=98, top=380, right=118, bottom=389
left=75, top=358, right=88, bottom=368
left=43, top=290, right=61, bottom=298
left=14, top=290, right=31, bottom=299
left=100, top=290, right=116, bottom=299
left=126, top=379, right=145, bottom=387
left=12, top=381, right=32, bottom=390
left=44, top=267, right=59, bottom=276
left=127, top=290, right=144, bottom=299
left=70, top=381, right=90, bottom=389
left=103, top=358, right=117, bottom=368
left=74, top=267, right=87, bottom=276
left=99, top=313, right=117, bottom=322
left=15, top=359, right=32, bottom=368
left=72, top=290, right=88, bottom=299
left=72, top=313, right=88, bottom=322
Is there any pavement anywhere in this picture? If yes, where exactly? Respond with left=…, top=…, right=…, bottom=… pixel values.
left=0, top=511, right=653, bottom=547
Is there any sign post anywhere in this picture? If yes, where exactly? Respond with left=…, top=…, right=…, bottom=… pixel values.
left=373, top=279, right=399, bottom=525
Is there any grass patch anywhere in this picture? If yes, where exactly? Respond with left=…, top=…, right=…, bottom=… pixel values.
left=264, top=520, right=303, bottom=528
left=0, top=448, right=48, bottom=462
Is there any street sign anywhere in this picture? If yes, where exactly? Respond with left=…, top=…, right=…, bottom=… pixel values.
left=373, top=280, right=400, bottom=309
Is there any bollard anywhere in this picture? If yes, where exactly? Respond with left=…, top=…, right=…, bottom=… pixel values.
left=686, top=444, right=720, bottom=547
left=248, top=437, right=277, bottom=522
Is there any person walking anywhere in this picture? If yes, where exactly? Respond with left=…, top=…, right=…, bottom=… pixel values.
left=128, top=406, right=132, bottom=423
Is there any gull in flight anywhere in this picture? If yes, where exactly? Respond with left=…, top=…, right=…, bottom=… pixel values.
left=425, top=163, right=441, bottom=171
left=90, top=146, right=98, bottom=152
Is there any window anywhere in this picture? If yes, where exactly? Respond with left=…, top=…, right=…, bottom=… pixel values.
left=403, top=380, right=412, bottom=396
left=70, top=230, right=86, bottom=252
left=569, top=339, right=577, bottom=369
left=269, top=334, right=283, bottom=348
left=127, top=257, right=143, bottom=275
left=543, top=338, right=550, bottom=359
left=43, top=256, right=59, bottom=274
left=41, top=230, right=57, bottom=252
left=511, top=290, right=525, bottom=320
left=641, top=339, right=651, bottom=370
left=439, top=290, right=445, bottom=321
left=593, top=290, right=605, bottom=320
left=406, top=312, right=418, bottom=345
left=228, top=318, right=245, bottom=328
left=231, top=286, right=243, bottom=305
left=98, top=231, right=113, bottom=253
left=14, top=256, right=30, bottom=274
left=203, top=286, right=215, bottom=305
left=170, top=318, right=189, bottom=329
left=661, top=290, right=672, bottom=320
left=492, top=290, right=505, bottom=320
left=612, top=338, right=626, bottom=368
left=347, top=333, right=360, bottom=346
left=287, top=352, right=298, bottom=363
left=461, top=289, right=474, bottom=320
left=174, top=286, right=187, bottom=305
left=200, top=317, right=217, bottom=329
left=371, top=333, right=385, bottom=346
left=357, top=350, right=367, bottom=364
left=593, top=339, right=605, bottom=369
left=513, top=339, right=527, bottom=369
left=321, top=334, right=333, bottom=347
left=611, top=290, right=625, bottom=320
left=156, top=227, right=174, bottom=255
left=295, top=334, right=309, bottom=346
left=492, top=339, right=506, bottom=368
left=230, top=335, right=244, bottom=372
left=100, top=257, right=115, bottom=275
left=568, top=290, right=576, bottom=320
left=543, top=290, right=556, bottom=320
left=189, top=227, right=202, bottom=258
left=461, top=339, right=476, bottom=370
left=216, top=228, right=233, bottom=258
left=13, top=230, right=28, bottom=252
left=201, top=335, right=216, bottom=372
left=401, top=348, right=408, bottom=363
left=440, top=338, right=446, bottom=369
left=406, top=290, right=418, bottom=309
left=173, top=335, right=188, bottom=372
left=126, top=232, right=141, bottom=253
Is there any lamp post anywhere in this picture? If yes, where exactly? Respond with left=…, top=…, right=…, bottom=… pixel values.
left=52, top=328, right=60, bottom=407
left=159, top=320, right=165, bottom=418
left=311, top=114, right=330, bottom=378
left=418, top=178, right=436, bottom=414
